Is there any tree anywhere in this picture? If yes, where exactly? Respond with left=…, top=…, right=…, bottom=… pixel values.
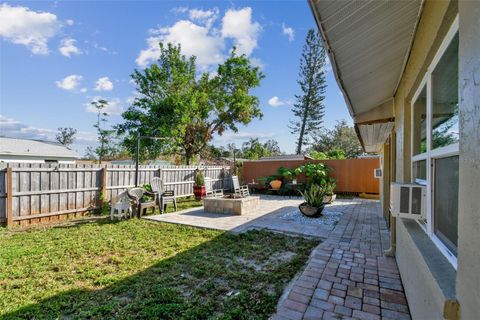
left=311, top=120, right=363, bottom=158
left=90, top=99, right=116, bottom=164
left=241, top=138, right=282, bottom=160
left=116, top=43, right=264, bottom=164
left=290, top=29, right=327, bottom=154
left=55, top=127, right=77, bottom=147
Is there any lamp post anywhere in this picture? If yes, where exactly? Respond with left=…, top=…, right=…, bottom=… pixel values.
left=135, top=131, right=167, bottom=187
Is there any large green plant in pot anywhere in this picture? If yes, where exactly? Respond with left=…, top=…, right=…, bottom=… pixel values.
left=299, top=184, right=326, bottom=217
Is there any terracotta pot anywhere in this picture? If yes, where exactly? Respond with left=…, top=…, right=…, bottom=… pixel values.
left=270, top=180, right=282, bottom=189
left=193, top=185, right=206, bottom=200
left=299, top=202, right=325, bottom=217
left=323, top=194, right=337, bottom=204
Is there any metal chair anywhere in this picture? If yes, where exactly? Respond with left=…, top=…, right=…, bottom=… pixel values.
left=127, top=187, right=157, bottom=218
left=232, top=175, right=249, bottom=197
left=205, top=177, right=224, bottom=198
left=151, top=177, right=177, bottom=213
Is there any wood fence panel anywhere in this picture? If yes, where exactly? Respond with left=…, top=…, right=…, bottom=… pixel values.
left=241, top=158, right=380, bottom=194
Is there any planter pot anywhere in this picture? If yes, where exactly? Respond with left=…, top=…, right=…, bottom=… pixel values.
left=299, top=202, right=325, bottom=217
left=270, top=180, right=282, bottom=189
left=323, top=194, right=337, bottom=204
left=193, top=185, right=206, bottom=200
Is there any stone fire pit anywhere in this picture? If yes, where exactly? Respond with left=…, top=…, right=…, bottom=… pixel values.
left=204, top=196, right=260, bottom=215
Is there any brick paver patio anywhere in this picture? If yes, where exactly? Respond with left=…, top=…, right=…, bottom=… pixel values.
left=273, top=199, right=411, bottom=320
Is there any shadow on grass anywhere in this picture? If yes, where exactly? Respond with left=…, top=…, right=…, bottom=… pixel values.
left=1, top=221, right=318, bottom=320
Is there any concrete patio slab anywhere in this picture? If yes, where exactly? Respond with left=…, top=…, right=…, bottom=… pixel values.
left=144, top=195, right=357, bottom=238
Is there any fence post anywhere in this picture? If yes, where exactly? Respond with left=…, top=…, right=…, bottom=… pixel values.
left=101, top=165, right=107, bottom=207
left=6, top=165, right=13, bottom=227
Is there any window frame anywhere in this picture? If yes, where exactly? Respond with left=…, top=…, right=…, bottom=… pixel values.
left=410, top=15, right=459, bottom=269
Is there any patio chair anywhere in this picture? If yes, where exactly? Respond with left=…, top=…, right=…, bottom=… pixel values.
left=127, top=187, right=157, bottom=218
left=205, top=177, right=224, bottom=198
left=232, top=175, right=249, bottom=198
left=110, top=191, right=132, bottom=220
left=151, top=177, right=177, bottom=213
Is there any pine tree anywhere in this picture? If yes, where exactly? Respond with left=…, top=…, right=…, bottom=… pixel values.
left=290, top=29, right=327, bottom=154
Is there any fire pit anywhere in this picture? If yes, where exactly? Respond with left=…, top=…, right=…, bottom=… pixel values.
left=204, top=195, right=260, bottom=215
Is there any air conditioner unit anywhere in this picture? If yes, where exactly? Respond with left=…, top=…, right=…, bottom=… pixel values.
left=374, top=168, right=382, bottom=178
left=390, top=183, right=426, bottom=219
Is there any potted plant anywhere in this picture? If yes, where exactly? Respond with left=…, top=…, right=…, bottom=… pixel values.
left=299, top=184, right=326, bottom=217
left=193, top=169, right=206, bottom=200
left=323, top=178, right=337, bottom=204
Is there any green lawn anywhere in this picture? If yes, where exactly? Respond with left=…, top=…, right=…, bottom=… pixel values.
left=0, top=219, right=318, bottom=319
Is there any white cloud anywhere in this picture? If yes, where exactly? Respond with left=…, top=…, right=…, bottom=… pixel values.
left=188, top=8, right=219, bottom=28
left=268, top=96, right=286, bottom=107
left=85, top=97, right=123, bottom=116
left=136, top=20, right=224, bottom=69
left=59, top=37, right=81, bottom=57
left=94, top=77, right=113, bottom=91
left=136, top=7, right=261, bottom=70
left=65, top=19, right=74, bottom=26
left=56, top=74, right=83, bottom=90
left=282, top=23, right=294, bottom=41
left=0, top=115, right=56, bottom=140
left=323, top=55, right=332, bottom=73
left=221, top=7, right=261, bottom=56
left=80, top=88, right=88, bottom=93
left=0, top=3, right=61, bottom=54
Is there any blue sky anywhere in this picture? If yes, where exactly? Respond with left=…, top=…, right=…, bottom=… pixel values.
left=0, top=1, right=351, bottom=156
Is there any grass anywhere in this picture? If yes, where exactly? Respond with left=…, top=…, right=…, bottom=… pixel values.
left=0, top=219, right=318, bottom=319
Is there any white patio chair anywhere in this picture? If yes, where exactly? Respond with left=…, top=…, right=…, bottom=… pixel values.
left=110, top=191, right=132, bottom=220
left=205, top=177, right=224, bottom=198
left=232, top=175, right=249, bottom=198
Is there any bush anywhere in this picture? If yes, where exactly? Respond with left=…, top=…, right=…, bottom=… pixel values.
left=194, top=169, right=205, bottom=186
left=300, top=184, right=325, bottom=207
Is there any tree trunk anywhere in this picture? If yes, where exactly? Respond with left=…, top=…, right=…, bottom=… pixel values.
left=296, top=104, right=309, bottom=154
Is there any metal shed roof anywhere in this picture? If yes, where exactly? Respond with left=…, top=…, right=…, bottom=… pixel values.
left=0, top=137, right=79, bottom=159
left=310, top=0, right=424, bottom=152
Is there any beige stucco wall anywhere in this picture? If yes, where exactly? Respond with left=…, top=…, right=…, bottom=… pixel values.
left=456, top=1, right=480, bottom=319
left=391, top=0, right=461, bottom=319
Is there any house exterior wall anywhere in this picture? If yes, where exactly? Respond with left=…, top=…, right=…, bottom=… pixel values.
left=0, top=155, right=76, bottom=164
left=390, top=1, right=464, bottom=319
left=456, top=1, right=480, bottom=319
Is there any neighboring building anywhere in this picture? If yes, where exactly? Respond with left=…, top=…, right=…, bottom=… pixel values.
left=259, top=154, right=314, bottom=161
left=311, top=1, right=478, bottom=319
left=0, top=137, right=79, bottom=164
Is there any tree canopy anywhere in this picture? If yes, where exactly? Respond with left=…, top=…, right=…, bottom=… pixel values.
left=310, top=120, right=363, bottom=159
left=116, top=43, right=264, bottom=164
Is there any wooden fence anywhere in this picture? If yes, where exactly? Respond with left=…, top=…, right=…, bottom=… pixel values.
left=0, top=163, right=232, bottom=227
left=241, top=158, right=380, bottom=194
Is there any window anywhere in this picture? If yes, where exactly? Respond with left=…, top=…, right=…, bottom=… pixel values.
left=433, top=156, right=459, bottom=255
left=412, top=86, right=427, bottom=155
left=432, top=34, right=459, bottom=150
left=410, top=17, right=459, bottom=267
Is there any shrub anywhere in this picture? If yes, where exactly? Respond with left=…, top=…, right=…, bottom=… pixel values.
left=194, top=169, right=205, bottom=186
left=300, top=184, right=325, bottom=207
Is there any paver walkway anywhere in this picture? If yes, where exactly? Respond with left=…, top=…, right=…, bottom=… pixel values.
left=273, top=199, right=411, bottom=320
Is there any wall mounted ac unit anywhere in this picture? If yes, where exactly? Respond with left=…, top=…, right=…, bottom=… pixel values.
left=390, top=183, right=426, bottom=219
left=374, top=168, right=382, bottom=178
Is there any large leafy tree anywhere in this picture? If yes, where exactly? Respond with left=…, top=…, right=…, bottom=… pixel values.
left=290, top=29, right=327, bottom=154
left=116, top=43, right=264, bottom=164
left=311, top=120, right=363, bottom=159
